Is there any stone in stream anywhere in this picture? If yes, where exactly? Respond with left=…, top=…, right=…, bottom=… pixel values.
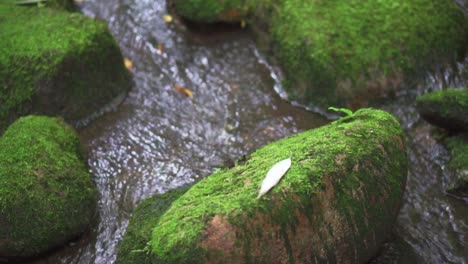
left=444, top=134, right=468, bottom=197
left=416, top=88, right=468, bottom=132
left=118, top=109, right=408, bottom=263
left=0, top=0, right=131, bottom=132
left=416, top=89, right=468, bottom=197
left=168, top=0, right=467, bottom=109
left=0, top=116, right=97, bottom=258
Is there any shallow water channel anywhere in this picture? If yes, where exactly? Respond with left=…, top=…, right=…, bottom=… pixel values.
left=33, top=0, right=467, bottom=263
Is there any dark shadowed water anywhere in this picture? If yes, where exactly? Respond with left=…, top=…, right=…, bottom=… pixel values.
left=31, top=0, right=466, bottom=263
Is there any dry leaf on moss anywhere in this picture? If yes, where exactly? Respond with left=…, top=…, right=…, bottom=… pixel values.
left=257, top=158, right=291, bottom=199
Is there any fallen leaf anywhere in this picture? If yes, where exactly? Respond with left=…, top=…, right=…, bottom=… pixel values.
left=257, top=158, right=291, bottom=199
left=163, top=14, right=173, bottom=23
left=124, top=58, right=133, bottom=71
left=157, top=44, right=164, bottom=54
left=175, top=86, right=193, bottom=98
left=230, top=84, right=239, bottom=92
left=241, top=20, right=246, bottom=28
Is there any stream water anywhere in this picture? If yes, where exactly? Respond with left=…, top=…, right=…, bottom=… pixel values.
left=31, top=0, right=467, bottom=263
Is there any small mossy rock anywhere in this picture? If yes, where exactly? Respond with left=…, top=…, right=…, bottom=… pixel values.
left=13, top=0, right=75, bottom=11
left=444, top=134, right=468, bottom=197
left=171, top=0, right=248, bottom=23
left=45, top=0, right=76, bottom=12
left=0, top=116, right=97, bottom=258
left=0, top=2, right=131, bottom=131
left=148, top=109, right=407, bottom=263
left=416, top=89, right=468, bottom=132
left=116, top=186, right=191, bottom=264
left=171, top=0, right=467, bottom=109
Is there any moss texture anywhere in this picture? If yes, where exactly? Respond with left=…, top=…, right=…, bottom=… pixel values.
left=416, top=88, right=468, bottom=132
left=0, top=116, right=97, bottom=258
left=171, top=0, right=467, bottom=109
left=46, top=0, right=76, bottom=12
left=0, top=1, right=131, bottom=131
left=444, top=134, right=468, bottom=197
left=116, top=186, right=191, bottom=264
left=140, top=109, right=407, bottom=263
left=172, top=0, right=247, bottom=22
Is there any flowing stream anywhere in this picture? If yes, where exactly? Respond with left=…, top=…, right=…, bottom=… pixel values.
left=31, top=0, right=467, bottom=263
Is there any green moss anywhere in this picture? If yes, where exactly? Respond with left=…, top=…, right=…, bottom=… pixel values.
left=172, top=0, right=467, bottom=108
left=271, top=0, right=466, bottom=107
left=116, top=186, right=191, bottom=264
left=149, top=109, right=407, bottom=263
left=416, top=88, right=468, bottom=131
left=0, top=2, right=131, bottom=131
left=172, top=0, right=248, bottom=23
left=46, top=0, right=76, bottom=11
left=444, top=134, right=468, bottom=196
left=0, top=116, right=97, bottom=257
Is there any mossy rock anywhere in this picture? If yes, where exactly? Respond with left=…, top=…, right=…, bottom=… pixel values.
left=0, top=116, right=97, bottom=258
left=116, top=186, right=191, bottom=264
left=0, top=1, right=131, bottom=131
left=171, top=0, right=247, bottom=23
left=13, top=0, right=75, bottom=11
left=43, top=0, right=76, bottom=12
left=416, top=88, right=468, bottom=132
left=444, top=134, right=468, bottom=197
left=124, top=109, right=407, bottom=263
left=171, top=0, right=467, bottom=109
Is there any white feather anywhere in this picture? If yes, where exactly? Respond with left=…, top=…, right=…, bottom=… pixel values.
left=257, top=158, right=292, bottom=199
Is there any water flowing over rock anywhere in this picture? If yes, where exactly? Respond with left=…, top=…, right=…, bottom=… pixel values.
left=170, top=0, right=467, bottom=109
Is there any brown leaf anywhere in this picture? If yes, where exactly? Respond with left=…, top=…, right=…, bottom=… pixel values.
left=163, top=14, right=173, bottom=23
left=157, top=44, right=164, bottom=54
left=124, top=58, right=133, bottom=71
left=175, top=86, right=193, bottom=98
left=241, top=20, right=246, bottom=28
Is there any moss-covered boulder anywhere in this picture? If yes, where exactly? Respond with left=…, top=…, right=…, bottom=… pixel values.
left=444, top=134, right=468, bottom=197
left=0, top=1, right=131, bottom=131
left=416, top=89, right=468, bottom=132
left=120, top=109, right=407, bottom=263
left=0, top=116, right=97, bottom=258
left=171, top=0, right=467, bottom=109
left=116, top=186, right=191, bottom=264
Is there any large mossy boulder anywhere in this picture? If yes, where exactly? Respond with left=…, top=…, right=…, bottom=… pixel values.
left=0, top=1, right=131, bottom=131
left=0, top=116, right=97, bottom=258
left=444, top=134, right=468, bottom=197
left=119, top=109, right=408, bottom=263
left=171, top=0, right=467, bottom=109
left=416, top=88, right=468, bottom=131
